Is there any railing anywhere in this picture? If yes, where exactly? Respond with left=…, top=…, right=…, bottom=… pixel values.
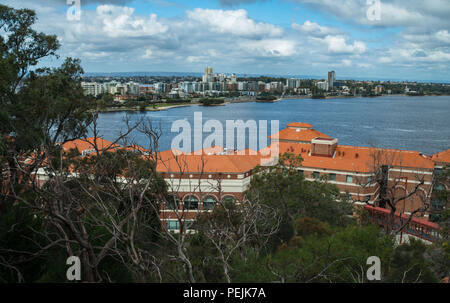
left=364, top=205, right=441, bottom=243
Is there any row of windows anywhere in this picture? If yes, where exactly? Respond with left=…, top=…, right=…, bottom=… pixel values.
left=166, top=195, right=236, bottom=210
left=299, top=170, right=373, bottom=184
left=166, top=220, right=195, bottom=230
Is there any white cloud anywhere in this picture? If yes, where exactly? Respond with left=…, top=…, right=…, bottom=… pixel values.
left=96, top=5, right=168, bottom=38
left=322, top=35, right=366, bottom=54
left=357, top=63, right=372, bottom=68
left=3, top=0, right=449, bottom=80
left=341, top=59, right=352, bottom=66
left=435, top=30, right=450, bottom=44
left=243, top=39, right=297, bottom=57
left=142, top=49, right=153, bottom=59
left=292, top=20, right=339, bottom=37
left=186, top=8, right=283, bottom=38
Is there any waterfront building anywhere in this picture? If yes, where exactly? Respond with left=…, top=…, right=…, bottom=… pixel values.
left=154, top=82, right=168, bottom=94
left=39, top=123, right=448, bottom=232
left=81, top=82, right=103, bottom=97
left=328, top=71, right=336, bottom=90
left=316, top=81, right=329, bottom=91
left=202, top=66, right=214, bottom=83
left=287, top=78, right=301, bottom=89
left=126, top=81, right=140, bottom=95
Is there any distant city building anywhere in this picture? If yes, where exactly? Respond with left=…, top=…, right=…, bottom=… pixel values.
left=154, top=82, right=168, bottom=94
left=126, top=81, right=140, bottom=95
left=375, top=85, right=383, bottom=95
left=229, top=73, right=237, bottom=84
left=202, top=66, right=214, bottom=83
left=81, top=82, right=103, bottom=97
left=104, top=81, right=119, bottom=95
left=328, top=71, right=336, bottom=90
left=316, top=80, right=329, bottom=91
left=286, top=78, right=301, bottom=89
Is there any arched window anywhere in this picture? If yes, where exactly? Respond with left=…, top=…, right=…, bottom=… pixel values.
left=222, top=195, right=236, bottom=204
left=184, top=195, right=199, bottom=210
left=203, top=195, right=217, bottom=210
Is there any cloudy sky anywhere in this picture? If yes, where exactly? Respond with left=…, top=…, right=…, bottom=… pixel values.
left=4, top=0, right=450, bottom=81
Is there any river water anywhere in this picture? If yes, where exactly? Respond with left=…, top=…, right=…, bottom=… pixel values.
left=94, top=95, right=450, bottom=156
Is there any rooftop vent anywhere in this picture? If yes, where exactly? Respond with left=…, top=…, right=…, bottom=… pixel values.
left=311, top=137, right=338, bottom=157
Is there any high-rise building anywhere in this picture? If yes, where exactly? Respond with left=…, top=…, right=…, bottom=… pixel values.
left=328, top=71, right=336, bottom=90
left=287, top=78, right=301, bottom=89
left=81, top=82, right=103, bottom=97
left=126, top=81, right=140, bottom=95
left=103, top=81, right=119, bottom=95
left=316, top=81, right=329, bottom=91
left=229, top=73, right=237, bottom=84
left=202, top=66, right=214, bottom=83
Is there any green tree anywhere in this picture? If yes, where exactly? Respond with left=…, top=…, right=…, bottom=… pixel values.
left=385, top=238, right=439, bottom=283
left=245, top=153, right=353, bottom=247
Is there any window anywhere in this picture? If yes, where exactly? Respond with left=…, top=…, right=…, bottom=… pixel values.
left=435, top=184, right=444, bottom=191
left=367, top=176, right=372, bottom=184
left=298, top=170, right=304, bottom=176
left=203, top=196, right=217, bottom=210
left=364, top=195, right=370, bottom=202
left=222, top=196, right=236, bottom=204
left=167, top=220, right=179, bottom=230
left=434, top=167, right=443, bottom=175
left=183, top=195, right=199, bottom=210
left=313, top=171, right=320, bottom=179
left=329, top=173, right=336, bottom=181
left=346, top=175, right=353, bottom=183
left=166, top=195, right=179, bottom=210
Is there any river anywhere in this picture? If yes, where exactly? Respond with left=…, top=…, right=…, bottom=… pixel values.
left=94, top=95, right=450, bottom=156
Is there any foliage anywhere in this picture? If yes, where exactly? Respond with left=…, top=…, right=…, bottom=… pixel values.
left=245, top=153, right=353, bottom=248
left=199, top=98, right=224, bottom=106
left=232, top=224, right=395, bottom=283
left=385, top=238, right=439, bottom=283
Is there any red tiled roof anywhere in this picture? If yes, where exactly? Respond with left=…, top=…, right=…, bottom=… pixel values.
left=286, top=122, right=313, bottom=128
left=156, top=148, right=263, bottom=174
left=269, top=128, right=331, bottom=142
left=432, top=149, right=450, bottom=164
left=61, top=137, right=120, bottom=154
left=275, top=142, right=434, bottom=172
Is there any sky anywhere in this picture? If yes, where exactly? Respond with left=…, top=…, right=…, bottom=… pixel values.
left=3, top=0, right=450, bottom=82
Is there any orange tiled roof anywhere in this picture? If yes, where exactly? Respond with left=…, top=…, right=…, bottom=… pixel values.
left=61, top=137, right=120, bottom=154
left=275, top=142, right=434, bottom=172
left=269, top=128, right=331, bottom=142
left=286, top=122, right=313, bottom=128
left=432, top=149, right=450, bottom=164
left=156, top=148, right=263, bottom=174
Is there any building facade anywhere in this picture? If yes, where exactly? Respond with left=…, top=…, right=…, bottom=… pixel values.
left=41, top=122, right=448, bottom=231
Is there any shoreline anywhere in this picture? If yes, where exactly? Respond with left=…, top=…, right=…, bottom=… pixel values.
left=97, top=94, right=449, bottom=113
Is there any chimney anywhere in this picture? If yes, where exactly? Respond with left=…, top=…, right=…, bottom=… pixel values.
left=311, top=137, right=338, bottom=157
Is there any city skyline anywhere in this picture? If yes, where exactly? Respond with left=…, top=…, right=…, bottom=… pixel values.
left=3, top=0, right=450, bottom=82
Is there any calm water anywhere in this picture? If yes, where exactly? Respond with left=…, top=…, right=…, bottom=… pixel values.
left=94, top=95, right=450, bottom=156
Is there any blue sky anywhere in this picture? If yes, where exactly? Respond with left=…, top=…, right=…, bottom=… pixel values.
left=4, top=0, right=450, bottom=81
